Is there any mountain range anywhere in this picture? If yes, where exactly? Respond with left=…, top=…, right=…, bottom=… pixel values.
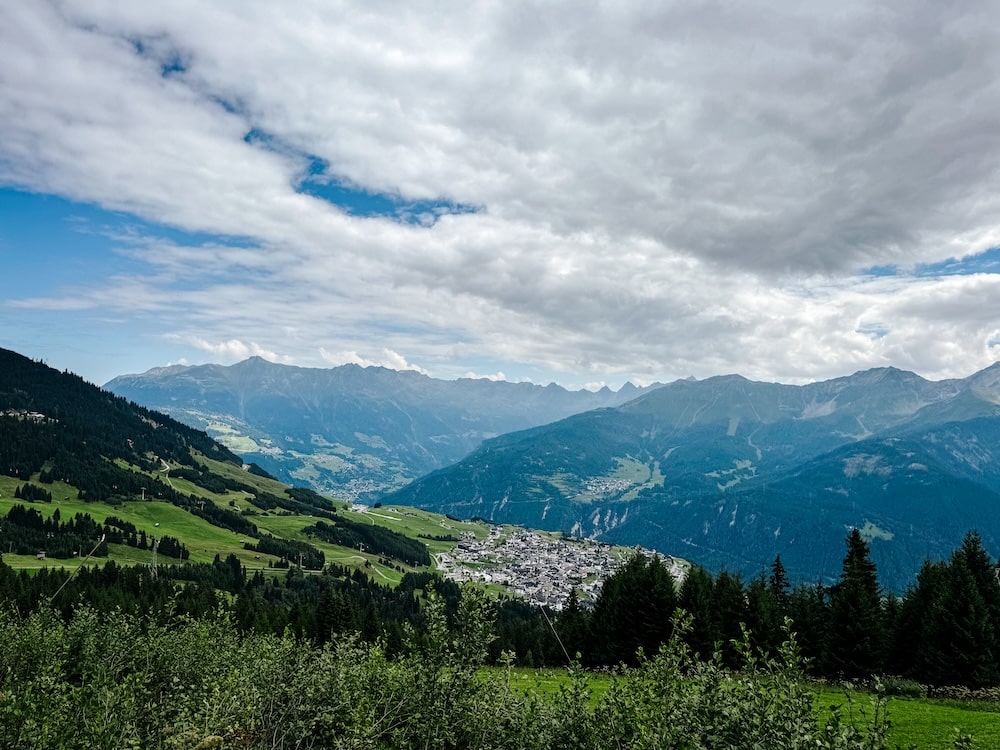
left=384, top=364, right=1000, bottom=589
left=106, top=356, right=1000, bottom=589
left=104, top=358, right=658, bottom=501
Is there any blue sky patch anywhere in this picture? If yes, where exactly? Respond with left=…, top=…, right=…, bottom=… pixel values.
left=298, top=176, right=479, bottom=226
left=860, top=247, right=1000, bottom=279
left=859, top=264, right=899, bottom=278
left=243, top=129, right=479, bottom=225
left=856, top=322, right=890, bottom=339
left=915, top=247, right=1000, bottom=277
left=0, top=188, right=256, bottom=299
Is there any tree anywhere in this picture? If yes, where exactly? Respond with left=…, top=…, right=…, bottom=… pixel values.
left=904, top=533, right=1000, bottom=687
left=712, top=570, right=747, bottom=668
left=678, top=564, right=718, bottom=659
left=591, top=553, right=677, bottom=665
left=826, top=529, right=885, bottom=678
left=956, top=531, right=1000, bottom=657
left=556, top=588, right=591, bottom=661
left=746, top=573, right=783, bottom=656
left=925, top=554, right=995, bottom=687
left=769, top=554, right=790, bottom=609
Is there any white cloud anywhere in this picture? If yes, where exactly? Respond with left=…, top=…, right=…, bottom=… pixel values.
left=184, top=337, right=292, bottom=365
left=1, top=1, right=999, bottom=387
left=319, top=348, right=429, bottom=376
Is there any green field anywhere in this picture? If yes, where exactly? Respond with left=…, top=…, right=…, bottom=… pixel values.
left=0, top=466, right=488, bottom=583
left=499, top=668, right=1000, bottom=749
left=816, top=686, right=1000, bottom=749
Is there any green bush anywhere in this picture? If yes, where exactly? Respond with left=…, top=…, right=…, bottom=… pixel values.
left=882, top=675, right=928, bottom=699
left=0, top=601, right=980, bottom=749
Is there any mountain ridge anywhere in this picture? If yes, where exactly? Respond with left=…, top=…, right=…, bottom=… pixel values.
left=385, top=362, right=1000, bottom=589
left=105, top=358, right=663, bottom=500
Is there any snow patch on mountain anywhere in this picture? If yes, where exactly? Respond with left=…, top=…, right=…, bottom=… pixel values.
left=800, top=398, right=837, bottom=419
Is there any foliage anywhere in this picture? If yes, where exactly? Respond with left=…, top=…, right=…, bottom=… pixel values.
left=1, top=504, right=189, bottom=561
left=590, top=553, right=677, bottom=665
left=827, top=529, right=886, bottom=678
left=556, top=532, right=1000, bottom=691
left=305, top=518, right=431, bottom=567
left=0, top=349, right=260, bottom=537
left=0, top=596, right=933, bottom=750
left=245, top=533, right=325, bottom=570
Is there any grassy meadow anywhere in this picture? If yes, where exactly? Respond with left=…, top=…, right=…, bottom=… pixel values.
left=0, top=464, right=486, bottom=582
left=501, top=667, right=1000, bottom=749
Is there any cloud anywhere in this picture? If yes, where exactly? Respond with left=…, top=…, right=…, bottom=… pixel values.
left=183, top=337, right=292, bottom=365
left=1, top=1, right=999, bottom=387
left=319, top=348, right=429, bottom=376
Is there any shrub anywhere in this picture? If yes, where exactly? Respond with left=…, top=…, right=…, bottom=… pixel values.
left=883, top=675, right=928, bottom=698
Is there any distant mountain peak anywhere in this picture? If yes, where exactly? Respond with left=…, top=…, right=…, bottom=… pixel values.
left=105, top=359, right=661, bottom=501
left=849, top=365, right=920, bottom=383
left=384, top=360, right=1000, bottom=590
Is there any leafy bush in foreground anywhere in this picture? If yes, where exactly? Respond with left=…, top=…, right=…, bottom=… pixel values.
left=0, top=594, right=973, bottom=749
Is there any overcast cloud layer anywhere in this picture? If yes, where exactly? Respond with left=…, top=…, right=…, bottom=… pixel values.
left=2, top=0, right=999, bottom=387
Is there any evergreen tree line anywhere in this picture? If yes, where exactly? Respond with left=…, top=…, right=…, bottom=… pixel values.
left=13, top=481, right=52, bottom=502
left=0, top=505, right=189, bottom=560
left=247, top=534, right=326, bottom=570
left=0, top=349, right=240, bottom=486
left=0, top=347, right=262, bottom=536
left=0, top=423, right=258, bottom=536
left=549, top=529, right=1000, bottom=688
left=0, top=549, right=438, bottom=645
left=171, top=469, right=339, bottom=519
left=1, top=523, right=997, bottom=691
left=104, top=515, right=188, bottom=559
left=305, top=518, right=433, bottom=566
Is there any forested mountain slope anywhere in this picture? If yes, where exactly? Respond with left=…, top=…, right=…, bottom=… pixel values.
left=386, top=364, right=1000, bottom=589
left=0, top=347, right=435, bottom=576
left=104, top=357, right=659, bottom=501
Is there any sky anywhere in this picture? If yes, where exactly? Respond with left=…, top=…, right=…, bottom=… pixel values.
left=2, top=1, right=1000, bottom=391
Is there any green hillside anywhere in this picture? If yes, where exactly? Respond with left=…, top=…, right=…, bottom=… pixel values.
left=0, top=347, right=485, bottom=584
left=0, top=469, right=484, bottom=584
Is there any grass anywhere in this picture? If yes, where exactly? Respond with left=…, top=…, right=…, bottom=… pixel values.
left=489, top=667, right=1000, bottom=749
left=816, top=685, right=1000, bottom=749
left=502, top=667, right=612, bottom=705
left=0, top=467, right=494, bottom=584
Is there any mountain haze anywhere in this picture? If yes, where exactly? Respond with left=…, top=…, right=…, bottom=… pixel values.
left=385, top=364, right=1000, bottom=589
left=105, top=358, right=659, bottom=501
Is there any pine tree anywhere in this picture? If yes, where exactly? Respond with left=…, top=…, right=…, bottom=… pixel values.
left=956, top=531, right=1000, bottom=665
left=936, top=554, right=995, bottom=687
left=912, top=537, right=1000, bottom=687
left=591, top=553, right=677, bottom=665
left=679, top=564, right=717, bottom=659
left=891, top=560, right=943, bottom=678
left=746, top=573, right=783, bottom=656
left=713, top=570, right=747, bottom=668
left=556, top=588, right=590, bottom=661
left=826, top=529, right=885, bottom=678
left=769, top=554, right=790, bottom=609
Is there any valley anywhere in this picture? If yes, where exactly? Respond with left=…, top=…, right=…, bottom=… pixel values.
left=3, top=346, right=1000, bottom=750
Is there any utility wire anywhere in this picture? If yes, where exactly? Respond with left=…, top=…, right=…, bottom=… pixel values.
left=538, top=601, right=573, bottom=667
left=48, top=534, right=105, bottom=603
